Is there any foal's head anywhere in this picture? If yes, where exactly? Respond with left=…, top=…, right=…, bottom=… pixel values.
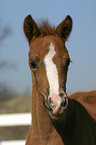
left=24, top=15, right=72, bottom=118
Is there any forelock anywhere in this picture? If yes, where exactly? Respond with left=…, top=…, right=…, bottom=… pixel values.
left=38, top=20, right=56, bottom=36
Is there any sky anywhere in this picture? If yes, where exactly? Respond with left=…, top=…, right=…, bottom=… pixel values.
left=0, top=0, right=96, bottom=95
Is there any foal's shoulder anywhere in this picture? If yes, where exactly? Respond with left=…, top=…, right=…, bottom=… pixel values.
left=69, top=90, right=96, bottom=121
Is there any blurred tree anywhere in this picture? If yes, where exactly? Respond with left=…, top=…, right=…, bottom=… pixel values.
left=0, top=83, right=17, bottom=99
left=0, top=24, right=12, bottom=43
left=0, top=23, right=13, bottom=69
left=0, top=22, right=17, bottom=98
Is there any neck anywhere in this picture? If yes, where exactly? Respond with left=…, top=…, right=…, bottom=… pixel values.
left=31, top=73, right=53, bottom=143
left=51, top=98, right=96, bottom=145
left=51, top=98, right=74, bottom=137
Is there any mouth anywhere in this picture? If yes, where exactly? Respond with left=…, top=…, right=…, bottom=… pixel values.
left=40, top=90, right=68, bottom=119
left=48, top=91, right=68, bottom=115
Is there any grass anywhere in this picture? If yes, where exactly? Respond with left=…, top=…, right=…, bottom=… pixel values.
left=0, top=96, right=31, bottom=140
left=0, top=126, right=29, bottom=140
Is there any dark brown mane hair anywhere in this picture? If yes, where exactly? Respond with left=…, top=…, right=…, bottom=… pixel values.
left=38, top=20, right=56, bottom=36
left=23, top=15, right=73, bottom=43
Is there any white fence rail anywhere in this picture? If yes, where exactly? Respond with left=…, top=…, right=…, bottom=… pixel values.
left=0, top=140, right=25, bottom=145
left=0, top=113, right=31, bottom=145
left=0, top=113, right=31, bottom=127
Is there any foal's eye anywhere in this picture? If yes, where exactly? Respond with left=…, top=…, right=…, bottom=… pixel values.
left=66, top=59, right=70, bottom=67
left=65, top=58, right=71, bottom=68
left=30, top=61, right=37, bottom=69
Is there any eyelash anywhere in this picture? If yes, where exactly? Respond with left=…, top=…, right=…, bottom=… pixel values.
left=64, top=58, right=72, bottom=68
left=66, top=59, right=70, bottom=67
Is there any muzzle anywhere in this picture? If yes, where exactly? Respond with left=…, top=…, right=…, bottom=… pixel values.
left=48, top=90, right=68, bottom=115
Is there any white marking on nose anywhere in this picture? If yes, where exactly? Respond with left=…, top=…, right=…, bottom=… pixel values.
left=44, top=42, right=59, bottom=94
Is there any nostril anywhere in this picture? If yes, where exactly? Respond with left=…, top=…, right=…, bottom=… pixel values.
left=59, top=93, right=64, bottom=98
left=63, top=97, right=67, bottom=107
left=61, top=97, right=67, bottom=107
left=49, top=97, right=52, bottom=104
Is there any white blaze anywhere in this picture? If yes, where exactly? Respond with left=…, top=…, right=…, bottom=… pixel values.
left=44, top=42, right=59, bottom=94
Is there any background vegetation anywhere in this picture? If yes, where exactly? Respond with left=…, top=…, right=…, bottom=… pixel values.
left=0, top=96, right=31, bottom=140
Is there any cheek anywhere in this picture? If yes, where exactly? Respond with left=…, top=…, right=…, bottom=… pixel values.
left=57, top=66, right=68, bottom=88
left=36, top=68, right=49, bottom=90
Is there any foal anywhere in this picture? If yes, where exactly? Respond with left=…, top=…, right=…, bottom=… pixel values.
left=23, top=15, right=96, bottom=145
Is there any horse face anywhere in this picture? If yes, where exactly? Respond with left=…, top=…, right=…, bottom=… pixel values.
left=28, top=36, right=70, bottom=118
left=24, top=15, right=72, bottom=118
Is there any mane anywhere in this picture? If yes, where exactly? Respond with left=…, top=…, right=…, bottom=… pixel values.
left=38, top=20, right=56, bottom=36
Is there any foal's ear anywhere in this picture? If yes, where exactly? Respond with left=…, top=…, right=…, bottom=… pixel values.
left=55, top=15, right=72, bottom=40
left=23, top=15, right=40, bottom=43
